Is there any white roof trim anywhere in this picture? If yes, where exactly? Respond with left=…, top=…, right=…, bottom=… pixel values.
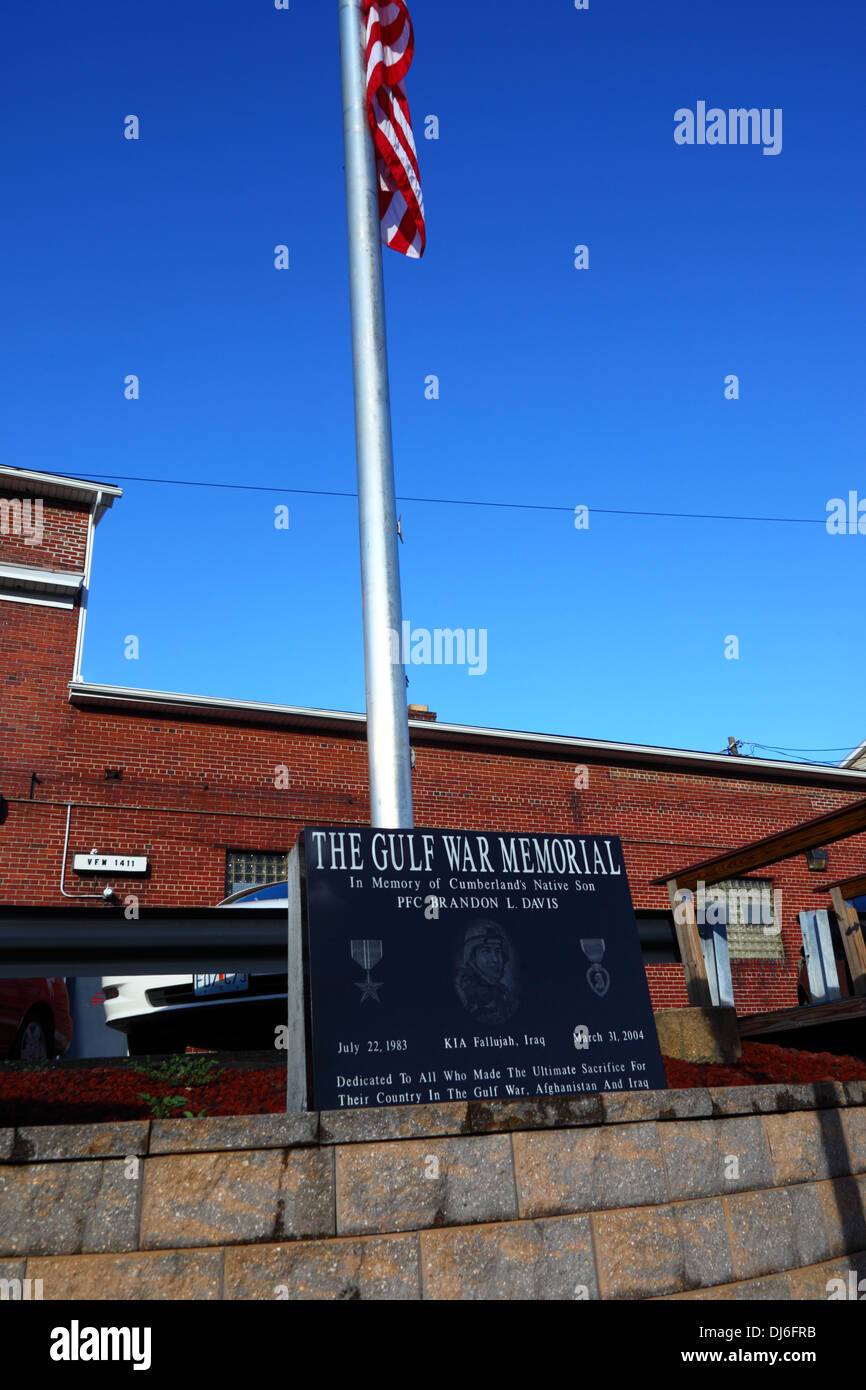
left=0, top=591, right=76, bottom=610
left=68, top=681, right=866, bottom=786
left=0, top=467, right=122, bottom=524
left=0, top=562, right=84, bottom=596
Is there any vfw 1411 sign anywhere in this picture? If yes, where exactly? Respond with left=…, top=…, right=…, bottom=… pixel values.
left=286, top=827, right=667, bottom=1112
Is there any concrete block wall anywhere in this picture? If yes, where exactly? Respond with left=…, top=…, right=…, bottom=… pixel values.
left=1, top=1083, right=865, bottom=1300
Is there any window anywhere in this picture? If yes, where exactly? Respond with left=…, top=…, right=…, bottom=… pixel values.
left=635, top=913, right=681, bottom=965
left=225, top=850, right=288, bottom=897
left=710, top=877, right=784, bottom=960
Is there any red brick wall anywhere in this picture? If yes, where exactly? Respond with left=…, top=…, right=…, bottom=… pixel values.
left=0, top=594, right=81, bottom=774
left=0, top=495, right=89, bottom=572
left=2, top=496, right=865, bottom=1017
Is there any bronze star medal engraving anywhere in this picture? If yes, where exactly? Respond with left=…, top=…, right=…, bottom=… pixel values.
left=351, top=939, right=384, bottom=1002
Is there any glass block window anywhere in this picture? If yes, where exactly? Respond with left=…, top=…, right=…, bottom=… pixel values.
left=225, top=850, right=288, bottom=897
left=710, top=878, right=784, bottom=960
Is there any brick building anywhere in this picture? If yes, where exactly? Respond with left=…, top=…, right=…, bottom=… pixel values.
left=3, top=463, right=866, bottom=1016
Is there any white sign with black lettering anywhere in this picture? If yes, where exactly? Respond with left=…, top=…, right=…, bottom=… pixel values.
left=72, top=854, right=148, bottom=874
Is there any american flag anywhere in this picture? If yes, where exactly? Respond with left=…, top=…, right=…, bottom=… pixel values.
left=362, top=0, right=426, bottom=258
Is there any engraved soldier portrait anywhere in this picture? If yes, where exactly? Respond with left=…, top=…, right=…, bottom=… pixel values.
left=454, top=920, right=518, bottom=1025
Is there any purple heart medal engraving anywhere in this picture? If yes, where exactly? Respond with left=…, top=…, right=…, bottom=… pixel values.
left=580, top=938, right=610, bottom=998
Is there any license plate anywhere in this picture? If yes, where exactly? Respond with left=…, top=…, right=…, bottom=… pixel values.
left=193, top=973, right=249, bottom=997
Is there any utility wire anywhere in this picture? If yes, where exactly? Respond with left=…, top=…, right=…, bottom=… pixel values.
left=749, top=743, right=859, bottom=755
left=30, top=471, right=856, bottom=763
left=719, top=739, right=859, bottom=766
left=71, top=471, right=829, bottom=527
left=743, top=745, right=858, bottom=767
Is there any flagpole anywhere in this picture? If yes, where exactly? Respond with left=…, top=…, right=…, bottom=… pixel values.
left=338, top=0, right=414, bottom=830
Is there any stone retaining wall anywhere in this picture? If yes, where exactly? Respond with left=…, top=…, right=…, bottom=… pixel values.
left=2, top=1083, right=865, bottom=1300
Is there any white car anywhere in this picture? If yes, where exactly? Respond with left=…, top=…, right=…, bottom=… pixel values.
left=102, top=881, right=288, bottom=1055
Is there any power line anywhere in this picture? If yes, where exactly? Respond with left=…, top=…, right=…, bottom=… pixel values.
left=720, top=738, right=859, bottom=766
left=750, top=743, right=859, bottom=755
left=740, top=742, right=859, bottom=767
left=72, top=471, right=828, bottom=527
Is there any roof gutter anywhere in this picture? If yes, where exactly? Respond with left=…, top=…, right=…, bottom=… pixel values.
left=0, top=466, right=122, bottom=522
left=67, top=681, right=866, bottom=790
left=72, top=489, right=102, bottom=681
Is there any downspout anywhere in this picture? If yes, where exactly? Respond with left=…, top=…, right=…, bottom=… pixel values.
left=72, top=490, right=102, bottom=683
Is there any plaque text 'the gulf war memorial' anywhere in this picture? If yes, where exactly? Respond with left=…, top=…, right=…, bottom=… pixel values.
left=296, top=827, right=667, bottom=1111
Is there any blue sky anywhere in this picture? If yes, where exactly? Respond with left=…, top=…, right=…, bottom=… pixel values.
left=3, top=0, right=864, bottom=761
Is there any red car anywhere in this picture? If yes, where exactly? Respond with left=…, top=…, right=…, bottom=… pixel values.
left=0, top=979, right=73, bottom=1060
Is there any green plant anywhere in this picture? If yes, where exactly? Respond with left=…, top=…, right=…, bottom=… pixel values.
left=133, top=1056, right=223, bottom=1086
left=137, top=1092, right=208, bottom=1119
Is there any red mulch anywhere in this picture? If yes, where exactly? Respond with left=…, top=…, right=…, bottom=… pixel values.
left=0, top=1065, right=285, bottom=1128
left=0, top=1041, right=863, bottom=1127
left=663, top=1039, right=866, bottom=1090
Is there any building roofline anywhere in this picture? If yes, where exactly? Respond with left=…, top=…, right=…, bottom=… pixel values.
left=67, top=680, right=866, bottom=789
left=0, top=466, right=122, bottom=524
left=839, top=737, right=866, bottom=769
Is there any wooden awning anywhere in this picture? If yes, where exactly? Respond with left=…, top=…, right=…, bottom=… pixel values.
left=650, top=796, right=866, bottom=892
left=812, top=873, right=866, bottom=898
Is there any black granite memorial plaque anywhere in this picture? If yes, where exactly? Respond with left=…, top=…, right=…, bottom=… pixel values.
left=291, top=826, right=667, bottom=1111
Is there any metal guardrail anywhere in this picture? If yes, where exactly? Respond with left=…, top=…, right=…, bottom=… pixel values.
left=0, top=907, right=287, bottom=976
